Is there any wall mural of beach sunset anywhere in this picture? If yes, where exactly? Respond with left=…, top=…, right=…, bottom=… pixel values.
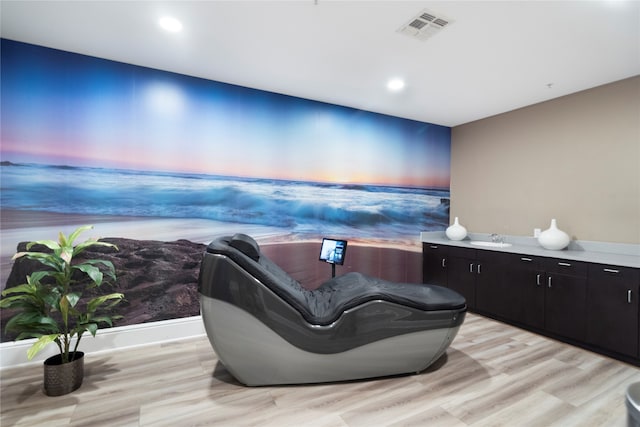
left=0, top=39, right=451, bottom=338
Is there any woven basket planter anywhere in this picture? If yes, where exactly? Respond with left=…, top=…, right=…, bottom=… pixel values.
left=43, top=352, right=84, bottom=396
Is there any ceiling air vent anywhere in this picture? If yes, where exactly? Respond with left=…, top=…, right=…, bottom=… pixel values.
left=409, top=19, right=427, bottom=30
left=398, top=9, right=453, bottom=41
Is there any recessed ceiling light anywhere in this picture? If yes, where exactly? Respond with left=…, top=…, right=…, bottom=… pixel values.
left=159, top=16, right=183, bottom=33
left=387, top=78, right=405, bottom=92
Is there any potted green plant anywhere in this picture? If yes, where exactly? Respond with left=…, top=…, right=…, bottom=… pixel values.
left=0, top=225, right=124, bottom=396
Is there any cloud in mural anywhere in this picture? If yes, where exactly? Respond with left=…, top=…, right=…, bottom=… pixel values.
left=143, top=81, right=187, bottom=118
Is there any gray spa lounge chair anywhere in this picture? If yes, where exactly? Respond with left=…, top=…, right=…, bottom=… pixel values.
left=198, top=233, right=466, bottom=386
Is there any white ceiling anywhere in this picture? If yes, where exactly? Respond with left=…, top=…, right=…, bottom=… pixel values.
left=1, top=0, right=639, bottom=127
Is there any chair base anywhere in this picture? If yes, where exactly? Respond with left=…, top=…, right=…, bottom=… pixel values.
left=201, top=296, right=464, bottom=386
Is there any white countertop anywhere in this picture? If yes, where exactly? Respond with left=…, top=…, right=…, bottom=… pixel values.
left=420, top=231, right=640, bottom=269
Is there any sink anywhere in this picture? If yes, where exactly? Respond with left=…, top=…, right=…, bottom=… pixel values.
left=470, top=241, right=513, bottom=248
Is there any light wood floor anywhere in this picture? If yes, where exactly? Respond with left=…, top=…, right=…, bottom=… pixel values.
left=2, top=313, right=639, bottom=426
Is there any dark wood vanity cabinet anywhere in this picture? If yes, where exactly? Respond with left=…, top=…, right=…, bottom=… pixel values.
left=586, top=264, right=640, bottom=358
left=422, top=242, right=640, bottom=363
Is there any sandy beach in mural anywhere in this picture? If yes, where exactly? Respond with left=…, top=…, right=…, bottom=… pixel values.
left=1, top=210, right=423, bottom=341
left=1, top=209, right=422, bottom=281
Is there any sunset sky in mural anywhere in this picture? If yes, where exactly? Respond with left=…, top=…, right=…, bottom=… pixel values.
left=1, top=40, right=450, bottom=188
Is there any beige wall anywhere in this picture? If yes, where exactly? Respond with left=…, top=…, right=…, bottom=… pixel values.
left=451, top=75, right=640, bottom=244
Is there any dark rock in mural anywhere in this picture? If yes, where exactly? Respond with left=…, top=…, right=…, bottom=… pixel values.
left=440, top=198, right=450, bottom=214
left=2, top=238, right=206, bottom=342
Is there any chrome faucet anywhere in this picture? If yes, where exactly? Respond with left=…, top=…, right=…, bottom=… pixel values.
left=490, top=233, right=504, bottom=243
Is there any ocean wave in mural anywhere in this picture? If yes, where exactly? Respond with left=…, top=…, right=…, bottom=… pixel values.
left=1, top=162, right=449, bottom=238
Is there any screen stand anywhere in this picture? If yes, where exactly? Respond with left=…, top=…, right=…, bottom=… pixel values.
left=331, top=263, right=336, bottom=279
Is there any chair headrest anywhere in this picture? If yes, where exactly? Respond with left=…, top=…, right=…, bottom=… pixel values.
left=229, top=233, right=260, bottom=261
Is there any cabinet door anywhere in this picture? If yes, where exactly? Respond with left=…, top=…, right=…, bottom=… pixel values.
left=447, top=254, right=477, bottom=309
left=506, top=255, right=544, bottom=328
left=422, top=243, right=448, bottom=286
left=544, top=258, right=588, bottom=341
left=587, top=264, right=639, bottom=357
left=475, top=251, right=513, bottom=320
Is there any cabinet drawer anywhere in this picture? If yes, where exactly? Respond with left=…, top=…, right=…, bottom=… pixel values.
left=506, top=253, right=541, bottom=268
left=422, top=243, right=449, bottom=255
left=588, top=264, right=640, bottom=282
left=541, top=258, right=588, bottom=276
left=477, top=249, right=510, bottom=264
left=449, top=246, right=476, bottom=259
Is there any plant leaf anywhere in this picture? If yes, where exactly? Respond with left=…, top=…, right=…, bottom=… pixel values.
left=5, top=313, right=58, bottom=335
left=26, top=239, right=60, bottom=251
left=27, top=335, right=58, bottom=360
left=65, top=292, right=81, bottom=308
left=73, top=240, right=117, bottom=257
left=87, top=293, right=124, bottom=313
left=0, top=294, right=36, bottom=309
left=15, top=251, right=62, bottom=271
left=73, top=263, right=103, bottom=286
left=59, top=247, right=73, bottom=265
left=1, top=283, right=36, bottom=298
left=11, top=251, right=28, bottom=261
left=67, top=225, right=94, bottom=246
left=89, top=315, right=113, bottom=326
left=29, top=270, right=51, bottom=283
left=58, top=230, right=67, bottom=247
left=86, top=323, right=98, bottom=337
left=80, top=259, right=117, bottom=283
left=59, top=295, right=69, bottom=326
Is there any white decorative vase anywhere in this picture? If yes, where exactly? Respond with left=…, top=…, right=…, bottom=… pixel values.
left=538, top=219, right=570, bottom=250
left=445, top=217, right=467, bottom=241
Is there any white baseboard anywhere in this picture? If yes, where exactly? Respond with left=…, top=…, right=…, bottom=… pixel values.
left=0, top=316, right=206, bottom=369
